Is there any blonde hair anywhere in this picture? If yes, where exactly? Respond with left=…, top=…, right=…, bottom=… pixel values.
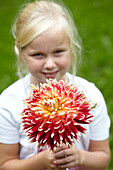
left=12, top=0, right=82, bottom=77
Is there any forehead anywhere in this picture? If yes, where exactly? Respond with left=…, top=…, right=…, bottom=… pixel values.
left=27, top=27, right=70, bottom=50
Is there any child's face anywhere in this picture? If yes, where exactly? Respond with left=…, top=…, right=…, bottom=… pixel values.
left=22, top=28, right=71, bottom=86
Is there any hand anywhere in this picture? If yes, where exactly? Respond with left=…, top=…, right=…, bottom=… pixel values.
left=42, top=148, right=66, bottom=170
left=53, top=143, right=81, bottom=169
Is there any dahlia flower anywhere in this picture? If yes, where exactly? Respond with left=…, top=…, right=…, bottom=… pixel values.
left=22, top=79, right=96, bottom=150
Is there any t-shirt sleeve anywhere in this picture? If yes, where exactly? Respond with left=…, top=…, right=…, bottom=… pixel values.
left=89, top=85, right=110, bottom=141
left=0, top=96, right=20, bottom=144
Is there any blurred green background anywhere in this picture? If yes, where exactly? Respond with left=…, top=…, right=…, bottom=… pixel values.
left=0, top=0, right=113, bottom=169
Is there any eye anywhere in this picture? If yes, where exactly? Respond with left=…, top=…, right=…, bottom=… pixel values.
left=54, top=50, right=65, bottom=57
left=55, top=50, right=63, bottom=54
left=32, top=53, right=44, bottom=59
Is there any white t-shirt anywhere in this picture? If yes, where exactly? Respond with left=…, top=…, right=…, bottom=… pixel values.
left=0, top=73, right=110, bottom=160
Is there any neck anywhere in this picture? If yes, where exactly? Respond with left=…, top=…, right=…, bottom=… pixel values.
left=30, top=74, right=69, bottom=87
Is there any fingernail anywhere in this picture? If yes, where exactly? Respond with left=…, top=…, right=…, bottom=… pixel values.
left=53, top=161, right=56, bottom=165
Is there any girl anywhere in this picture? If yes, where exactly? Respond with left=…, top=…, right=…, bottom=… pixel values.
left=0, top=0, right=110, bottom=169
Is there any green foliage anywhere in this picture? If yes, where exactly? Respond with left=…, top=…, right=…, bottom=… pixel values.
left=0, top=0, right=113, bottom=168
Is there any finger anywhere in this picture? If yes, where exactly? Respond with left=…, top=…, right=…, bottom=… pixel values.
left=54, top=150, right=69, bottom=159
left=54, top=155, right=78, bottom=169
left=54, top=146, right=74, bottom=159
left=53, top=143, right=69, bottom=153
left=53, top=155, right=75, bottom=165
left=57, top=161, right=78, bottom=169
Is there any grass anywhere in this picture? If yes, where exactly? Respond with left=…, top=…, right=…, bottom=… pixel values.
left=0, top=0, right=113, bottom=169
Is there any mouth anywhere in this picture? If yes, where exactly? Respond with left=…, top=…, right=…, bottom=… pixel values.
left=42, top=71, right=58, bottom=78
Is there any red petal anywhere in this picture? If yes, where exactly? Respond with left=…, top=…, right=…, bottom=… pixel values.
left=51, top=127, right=57, bottom=138
left=36, top=131, right=45, bottom=143
left=59, top=124, right=65, bottom=133
left=59, top=132, right=63, bottom=141
left=75, top=124, right=86, bottom=134
left=65, top=125, right=75, bottom=137
left=43, top=129, right=51, bottom=143
left=63, top=133, right=72, bottom=145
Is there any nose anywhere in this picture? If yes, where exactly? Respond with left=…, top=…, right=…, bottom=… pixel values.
left=44, top=55, right=56, bottom=70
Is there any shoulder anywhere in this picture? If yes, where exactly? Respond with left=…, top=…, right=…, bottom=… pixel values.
left=0, top=74, right=30, bottom=111
left=67, top=72, right=109, bottom=119
left=0, top=74, right=30, bottom=124
left=67, top=72, right=104, bottom=104
left=0, top=74, right=30, bottom=100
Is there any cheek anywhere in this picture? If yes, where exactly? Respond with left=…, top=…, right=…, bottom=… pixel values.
left=26, top=60, right=43, bottom=73
left=58, top=56, right=71, bottom=71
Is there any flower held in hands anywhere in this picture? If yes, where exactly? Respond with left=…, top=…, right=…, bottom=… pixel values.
left=22, top=79, right=96, bottom=150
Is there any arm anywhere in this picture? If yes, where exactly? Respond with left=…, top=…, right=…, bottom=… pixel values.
left=0, top=143, right=65, bottom=170
left=53, top=139, right=110, bottom=169
left=80, top=139, right=110, bottom=169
